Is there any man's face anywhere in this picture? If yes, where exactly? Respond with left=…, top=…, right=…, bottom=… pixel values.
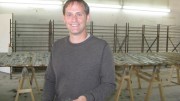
left=64, top=2, right=89, bottom=35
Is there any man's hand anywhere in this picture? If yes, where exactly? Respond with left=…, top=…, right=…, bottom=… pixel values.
left=73, top=96, right=87, bottom=101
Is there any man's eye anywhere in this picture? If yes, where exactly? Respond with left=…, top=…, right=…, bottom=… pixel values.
left=77, top=13, right=82, bottom=16
left=66, top=13, right=72, bottom=17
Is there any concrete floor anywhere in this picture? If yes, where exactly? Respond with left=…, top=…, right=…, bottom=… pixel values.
left=0, top=68, right=180, bottom=101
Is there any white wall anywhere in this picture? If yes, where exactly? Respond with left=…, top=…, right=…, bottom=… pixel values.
left=0, top=14, right=12, bottom=73
left=0, top=0, right=180, bottom=26
left=0, top=0, right=179, bottom=52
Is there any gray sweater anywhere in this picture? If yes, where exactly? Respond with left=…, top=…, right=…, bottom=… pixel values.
left=42, top=35, right=116, bottom=101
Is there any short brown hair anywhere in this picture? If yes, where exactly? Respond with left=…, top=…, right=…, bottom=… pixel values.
left=63, top=0, right=90, bottom=15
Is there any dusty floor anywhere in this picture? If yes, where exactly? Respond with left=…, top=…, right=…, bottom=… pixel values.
left=0, top=68, right=180, bottom=101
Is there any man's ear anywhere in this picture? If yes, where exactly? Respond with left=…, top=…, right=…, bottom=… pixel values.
left=86, top=14, right=90, bottom=22
left=63, top=15, right=66, bottom=23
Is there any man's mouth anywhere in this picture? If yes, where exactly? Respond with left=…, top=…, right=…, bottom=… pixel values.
left=71, top=23, right=79, bottom=27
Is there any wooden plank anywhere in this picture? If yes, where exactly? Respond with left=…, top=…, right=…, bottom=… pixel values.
left=0, top=52, right=49, bottom=67
left=114, top=52, right=180, bottom=101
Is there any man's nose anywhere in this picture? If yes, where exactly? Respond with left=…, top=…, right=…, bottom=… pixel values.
left=72, top=15, right=78, bottom=21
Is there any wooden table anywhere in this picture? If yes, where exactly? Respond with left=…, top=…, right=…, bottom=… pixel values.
left=114, top=52, right=180, bottom=101
left=156, top=52, right=180, bottom=84
left=1, top=52, right=179, bottom=101
left=0, top=52, right=49, bottom=101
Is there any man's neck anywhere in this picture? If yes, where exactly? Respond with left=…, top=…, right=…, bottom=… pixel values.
left=69, top=33, right=89, bottom=44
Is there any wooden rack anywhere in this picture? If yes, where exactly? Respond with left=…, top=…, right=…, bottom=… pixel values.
left=10, top=20, right=180, bottom=53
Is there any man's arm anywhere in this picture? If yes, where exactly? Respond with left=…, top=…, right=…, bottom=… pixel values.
left=42, top=53, right=56, bottom=101
left=83, top=44, right=116, bottom=101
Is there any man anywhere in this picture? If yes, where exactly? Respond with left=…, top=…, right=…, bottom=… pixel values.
left=42, top=0, right=116, bottom=101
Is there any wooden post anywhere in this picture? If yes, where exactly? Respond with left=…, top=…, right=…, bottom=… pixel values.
left=15, top=67, right=35, bottom=101
left=115, top=66, right=134, bottom=101
left=10, top=19, right=12, bottom=47
left=166, top=26, right=169, bottom=52
left=114, top=24, right=117, bottom=53
left=14, top=20, right=17, bottom=52
left=52, top=20, right=55, bottom=46
left=90, top=21, right=93, bottom=35
left=125, top=23, right=128, bottom=53
left=142, top=25, right=145, bottom=53
left=157, top=24, right=160, bottom=52
left=10, top=19, right=12, bottom=79
left=48, top=20, right=52, bottom=52
left=127, top=23, right=129, bottom=53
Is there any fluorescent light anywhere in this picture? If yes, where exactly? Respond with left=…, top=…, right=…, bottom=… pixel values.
left=123, top=9, right=169, bottom=16
left=0, top=0, right=62, bottom=9
left=88, top=3, right=122, bottom=9
left=123, top=6, right=170, bottom=13
left=0, top=0, right=62, bottom=5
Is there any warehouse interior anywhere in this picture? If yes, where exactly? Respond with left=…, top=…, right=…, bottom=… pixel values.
left=0, top=0, right=180, bottom=101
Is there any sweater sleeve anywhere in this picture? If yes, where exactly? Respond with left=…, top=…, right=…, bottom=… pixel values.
left=84, top=44, right=116, bottom=101
left=42, top=52, right=56, bottom=101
